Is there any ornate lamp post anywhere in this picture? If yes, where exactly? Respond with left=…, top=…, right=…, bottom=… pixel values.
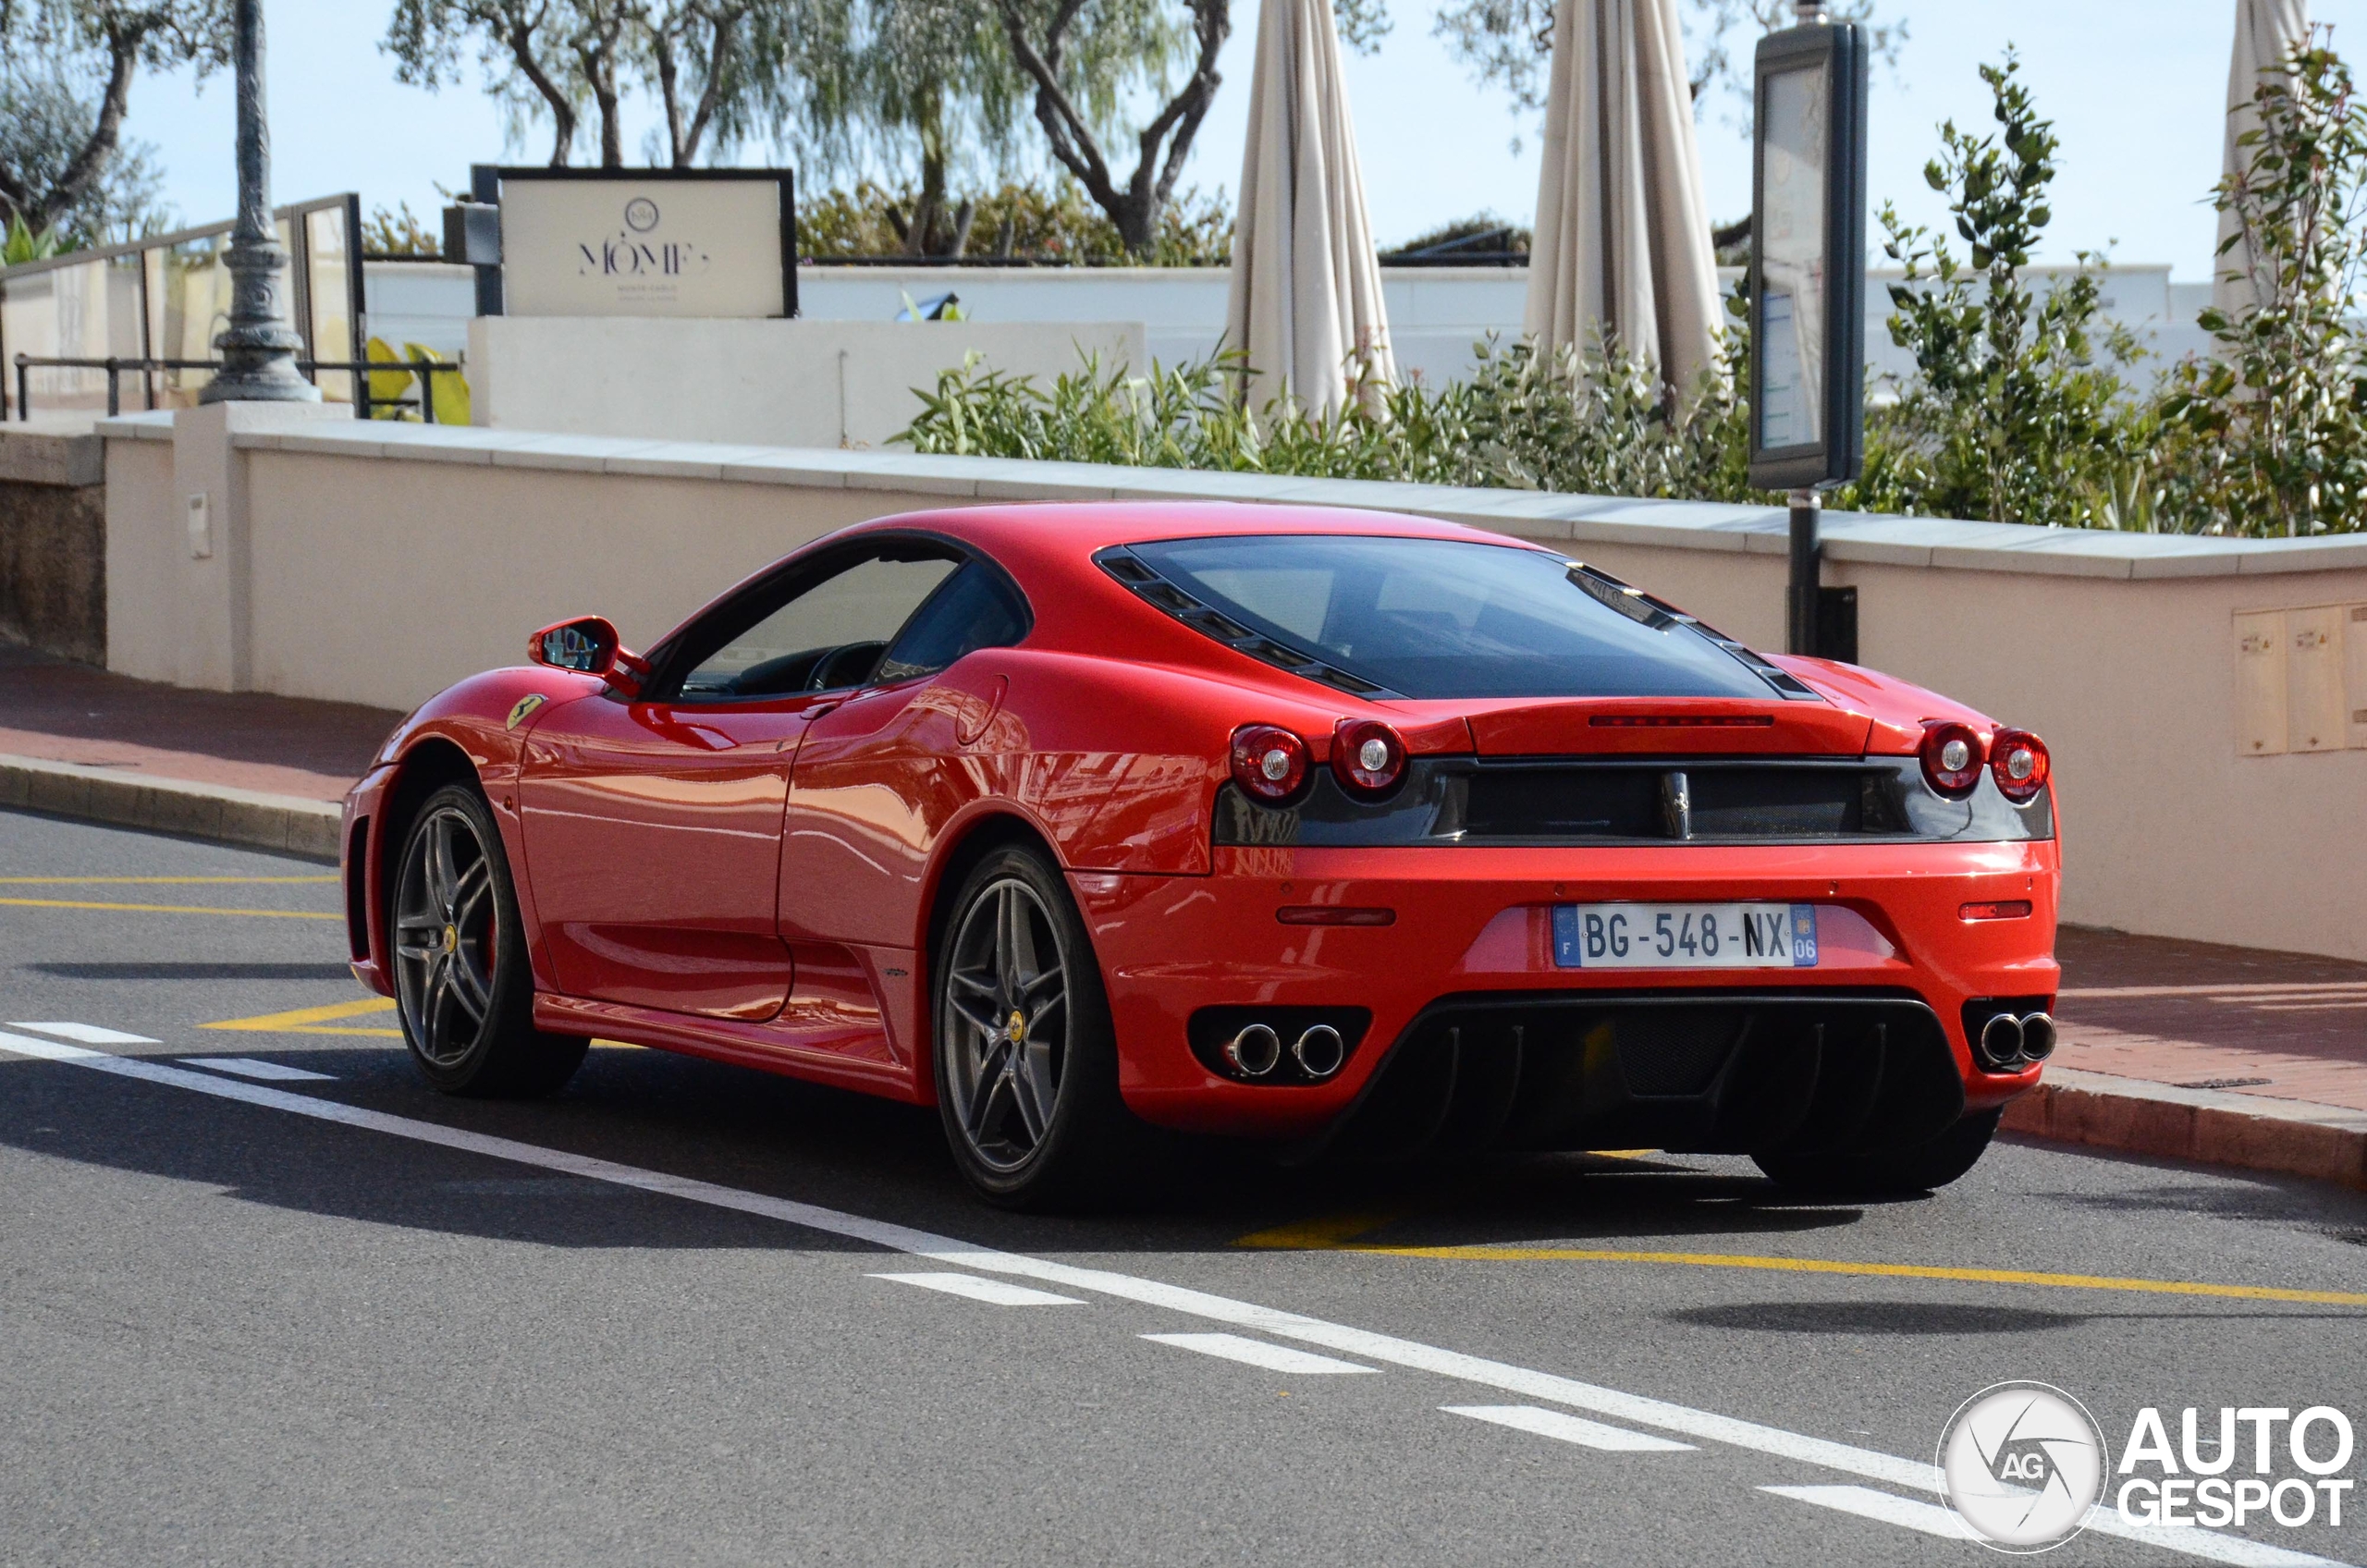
left=201, top=0, right=319, bottom=404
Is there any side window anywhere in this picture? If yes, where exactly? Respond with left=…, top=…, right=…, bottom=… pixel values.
left=875, top=562, right=1030, bottom=683
left=675, top=552, right=960, bottom=701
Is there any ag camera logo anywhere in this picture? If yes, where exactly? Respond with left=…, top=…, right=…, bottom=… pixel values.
left=1938, top=1381, right=2108, bottom=1552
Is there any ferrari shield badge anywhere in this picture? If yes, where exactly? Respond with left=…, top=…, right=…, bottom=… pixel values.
left=505, top=692, right=548, bottom=732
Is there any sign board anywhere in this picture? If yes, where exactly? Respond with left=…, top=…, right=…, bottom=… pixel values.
left=1747, top=24, right=1867, bottom=492
left=472, top=166, right=796, bottom=320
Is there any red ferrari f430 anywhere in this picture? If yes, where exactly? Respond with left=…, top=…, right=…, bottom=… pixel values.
left=341, top=504, right=2059, bottom=1206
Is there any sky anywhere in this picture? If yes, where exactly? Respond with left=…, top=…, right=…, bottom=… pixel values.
left=107, top=0, right=2367, bottom=279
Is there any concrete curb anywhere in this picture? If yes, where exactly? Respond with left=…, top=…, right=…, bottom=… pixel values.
left=2003, top=1065, right=2367, bottom=1191
left=0, top=752, right=341, bottom=862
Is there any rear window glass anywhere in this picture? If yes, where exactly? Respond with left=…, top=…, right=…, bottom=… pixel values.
left=1125, top=535, right=1772, bottom=700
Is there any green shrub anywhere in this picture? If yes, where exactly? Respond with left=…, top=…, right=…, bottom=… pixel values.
left=899, top=331, right=1758, bottom=500
left=801, top=178, right=1231, bottom=266
left=1861, top=51, right=2141, bottom=529
left=2156, top=31, right=2367, bottom=536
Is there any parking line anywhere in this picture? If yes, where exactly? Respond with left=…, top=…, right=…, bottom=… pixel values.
left=1233, top=1207, right=1416, bottom=1250
left=0, top=896, right=339, bottom=920
left=0, top=876, right=338, bottom=886
left=202, top=998, right=399, bottom=1037
left=179, top=1057, right=337, bottom=1083
left=8, top=1023, right=159, bottom=1045
left=1348, top=1243, right=2367, bottom=1310
left=870, top=1271, right=1085, bottom=1306
left=1142, top=1333, right=1378, bottom=1375
left=1443, top=1404, right=1695, bottom=1452
left=1760, top=1485, right=1973, bottom=1539
left=0, top=1028, right=2342, bottom=1568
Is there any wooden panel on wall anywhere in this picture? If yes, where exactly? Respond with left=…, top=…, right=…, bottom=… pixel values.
left=2287, top=606, right=2348, bottom=753
left=2349, top=605, right=2367, bottom=750
left=2235, top=609, right=2287, bottom=756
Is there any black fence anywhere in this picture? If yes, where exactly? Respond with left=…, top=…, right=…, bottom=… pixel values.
left=14, top=353, right=465, bottom=423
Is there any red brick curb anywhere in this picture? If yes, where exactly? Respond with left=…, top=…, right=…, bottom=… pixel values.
left=0, top=752, right=340, bottom=861
left=2003, top=1066, right=2367, bottom=1191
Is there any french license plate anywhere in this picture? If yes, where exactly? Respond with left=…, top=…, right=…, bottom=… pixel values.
left=1551, top=902, right=1818, bottom=969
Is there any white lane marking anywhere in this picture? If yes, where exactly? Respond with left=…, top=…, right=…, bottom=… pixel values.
left=1444, top=1404, right=1696, bottom=1452
left=1143, top=1332, right=1377, bottom=1375
left=0, top=1030, right=2347, bottom=1568
left=177, top=1057, right=337, bottom=1083
left=9, top=1022, right=158, bottom=1045
left=870, top=1271, right=1084, bottom=1306
left=1761, top=1486, right=1972, bottom=1540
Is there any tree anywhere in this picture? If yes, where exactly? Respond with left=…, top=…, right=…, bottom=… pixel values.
left=0, top=0, right=225, bottom=239
left=385, top=0, right=587, bottom=165
left=385, top=0, right=803, bottom=169
left=992, top=0, right=1223, bottom=253
left=638, top=0, right=798, bottom=166
left=1432, top=0, right=1901, bottom=131
left=2159, top=31, right=2367, bottom=536
left=1862, top=51, right=2137, bottom=528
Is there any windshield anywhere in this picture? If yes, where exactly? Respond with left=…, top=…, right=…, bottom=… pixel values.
left=1124, top=535, right=1775, bottom=700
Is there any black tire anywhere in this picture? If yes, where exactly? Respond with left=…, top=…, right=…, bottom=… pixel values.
left=931, top=843, right=1134, bottom=1208
left=1752, top=1109, right=2002, bottom=1196
left=391, top=782, right=587, bottom=1098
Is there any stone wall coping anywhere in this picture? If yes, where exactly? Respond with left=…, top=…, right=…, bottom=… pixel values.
left=0, top=423, right=105, bottom=485
left=89, top=412, right=2367, bottom=582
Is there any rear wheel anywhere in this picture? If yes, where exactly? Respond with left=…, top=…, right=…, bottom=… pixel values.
left=392, top=783, right=586, bottom=1098
left=932, top=844, right=1131, bottom=1208
left=1752, top=1109, right=2002, bottom=1195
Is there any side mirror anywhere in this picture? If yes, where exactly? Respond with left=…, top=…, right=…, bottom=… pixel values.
left=527, top=616, right=646, bottom=695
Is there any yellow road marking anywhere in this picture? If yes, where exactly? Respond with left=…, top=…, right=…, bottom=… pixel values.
left=1234, top=1207, right=1415, bottom=1250
left=203, top=998, right=397, bottom=1036
left=0, top=876, right=337, bottom=886
left=0, top=896, right=339, bottom=920
left=1347, top=1243, right=2367, bottom=1308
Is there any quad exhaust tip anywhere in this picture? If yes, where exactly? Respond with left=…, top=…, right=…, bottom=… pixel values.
left=1220, top=1021, right=1345, bottom=1080
left=1978, top=1012, right=2025, bottom=1071
left=1292, top=1023, right=1345, bottom=1080
left=1224, top=1023, right=1282, bottom=1077
left=1975, top=1010, right=2056, bottom=1070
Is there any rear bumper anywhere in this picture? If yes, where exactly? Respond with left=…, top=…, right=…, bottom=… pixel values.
left=1074, top=839, right=2058, bottom=1146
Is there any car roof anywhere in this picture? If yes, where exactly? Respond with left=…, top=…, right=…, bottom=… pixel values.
left=840, top=500, right=1540, bottom=559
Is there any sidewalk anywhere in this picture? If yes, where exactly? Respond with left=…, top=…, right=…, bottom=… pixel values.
left=0, top=643, right=397, bottom=857
left=1, top=642, right=2361, bottom=1188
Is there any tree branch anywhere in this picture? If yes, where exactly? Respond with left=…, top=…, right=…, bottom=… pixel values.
left=25, top=17, right=146, bottom=232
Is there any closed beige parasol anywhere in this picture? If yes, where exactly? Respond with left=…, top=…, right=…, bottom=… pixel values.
left=2214, top=0, right=2310, bottom=323
left=1223, top=0, right=1396, bottom=419
left=1523, top=0, right=1722, bottom=397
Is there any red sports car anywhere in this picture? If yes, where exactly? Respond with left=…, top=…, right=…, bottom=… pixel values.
left=341, top=502, right=2059, bottom=1206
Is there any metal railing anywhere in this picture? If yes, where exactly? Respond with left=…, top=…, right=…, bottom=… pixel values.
left=13, top=352, right=465, bottom=423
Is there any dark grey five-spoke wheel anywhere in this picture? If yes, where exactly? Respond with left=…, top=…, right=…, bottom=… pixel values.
left=390, top=782, right=586, bottom=1098
left=932, top=843, right=1130, bottom=1207
left=395, top=802, right=498, bottom=1068
left=943, top=876, right=1069, bottom=1171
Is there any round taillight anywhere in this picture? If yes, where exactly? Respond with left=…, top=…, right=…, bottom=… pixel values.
left=1919, top=720, right=1986, bottom=797
left=1991, top=728, right=2050, bottom=803
left=1331, top=718, right=1406, bottom=797
left=1230, top=724, right=1308, bottom=803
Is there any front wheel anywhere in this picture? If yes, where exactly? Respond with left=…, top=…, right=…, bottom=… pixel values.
left=1752, top=1109, right=2002, bottom=1196
left=391, top=783, right=587, bottom=1098
left=932, top=844, right=1132, bottom=1208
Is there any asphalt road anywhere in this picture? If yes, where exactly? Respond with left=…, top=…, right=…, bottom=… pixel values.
left=4, top=806, right=2365, bottom=1568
